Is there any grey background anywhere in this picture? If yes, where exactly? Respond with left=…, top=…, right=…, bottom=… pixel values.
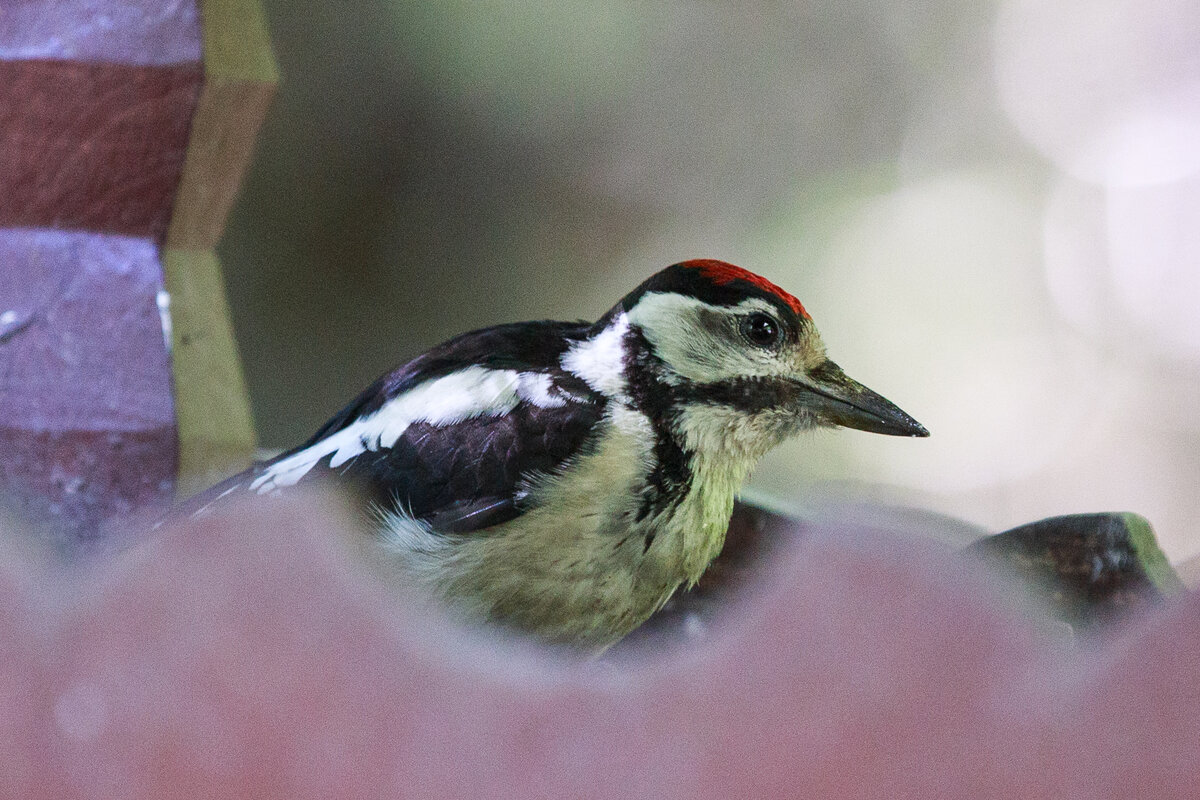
left=219, top=0, right=1200, bottom=562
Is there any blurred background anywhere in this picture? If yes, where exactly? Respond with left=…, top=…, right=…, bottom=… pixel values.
left=218, top=0, right=1200, bottom=563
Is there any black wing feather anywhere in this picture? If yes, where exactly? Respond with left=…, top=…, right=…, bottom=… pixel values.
left=179, top=319, right=607, bottom=535
left=346, top=390, right=605, bottom=531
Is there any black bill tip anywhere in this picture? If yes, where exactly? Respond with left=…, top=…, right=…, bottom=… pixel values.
left=884, top=410, right=930, bottom=438
left=837, top=393, right=930, bottom=438
left=804, top=360, right=930, bottom=438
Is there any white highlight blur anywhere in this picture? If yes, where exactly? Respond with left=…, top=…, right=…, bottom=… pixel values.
left=742, top=169, right=1200, bottom=561
left=994, top=0, right=1200, bottom=187
left=1106, top=178, right=1200, bottom=356
left=746, top=165, right=1200, bottom=562
left=784, top=173, right=1096, bottom=494
left=1044, top=174, right=1200, bottom=362
left=156, top=289, right=172, bottom=355
left=54, top=683, right=108, bottom=742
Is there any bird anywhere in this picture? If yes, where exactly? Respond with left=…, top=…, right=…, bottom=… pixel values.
left=179, top=259, right=928, bottom=651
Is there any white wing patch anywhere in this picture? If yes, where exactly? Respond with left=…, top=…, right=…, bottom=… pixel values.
left=250, top=366, right=564, bottom=494
left=514, top=371, right=569, bottom=409
left=562, top=313, right=629, bottom=398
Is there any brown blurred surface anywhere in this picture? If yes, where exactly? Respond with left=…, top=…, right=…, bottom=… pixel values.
left=5, top=494, right=1200, bottom=797
left=628, top=503, right=1186, bottom=651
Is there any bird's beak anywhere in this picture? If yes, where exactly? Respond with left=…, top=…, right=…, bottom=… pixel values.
left=796, top=359, right=929, bottom=437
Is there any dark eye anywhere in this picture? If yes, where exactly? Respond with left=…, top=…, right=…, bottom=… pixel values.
left=740, top=313, right=781, bottom=348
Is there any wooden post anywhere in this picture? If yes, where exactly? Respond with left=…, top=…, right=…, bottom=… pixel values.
left=0, top=0, right=276, bottom=538
left=165, top=0, right=279, bottom=497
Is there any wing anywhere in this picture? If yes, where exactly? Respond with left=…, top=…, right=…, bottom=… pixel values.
left=292, top=319, right=595, bottom=451
left=333, top=378, right=605, bottom=532
left=177, top=320, right=607, bottom=534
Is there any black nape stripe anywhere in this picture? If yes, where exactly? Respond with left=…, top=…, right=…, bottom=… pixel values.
left=622, top=327, right=693, bottom=522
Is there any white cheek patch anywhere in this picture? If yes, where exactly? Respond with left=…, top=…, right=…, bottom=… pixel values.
left=626, top=293, right=785, bottom=384
left=250, top=366, right=563, bottom=494
left=562, top=313, right=629, bottom=398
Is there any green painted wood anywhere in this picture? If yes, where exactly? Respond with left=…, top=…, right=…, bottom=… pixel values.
left=164, top=249, right=256, bottom=498
left=201, top=0, right=279, bottom=82
left=167, top=0, right=278, bottom=248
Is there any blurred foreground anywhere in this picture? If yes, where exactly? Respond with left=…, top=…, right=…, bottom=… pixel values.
left=2, top=491, right=1198, bottom=797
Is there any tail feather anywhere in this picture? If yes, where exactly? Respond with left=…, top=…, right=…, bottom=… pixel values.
left=157, top=466, right=262, bottom=528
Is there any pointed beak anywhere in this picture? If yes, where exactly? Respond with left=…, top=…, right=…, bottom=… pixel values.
left=797, top=359, right=929, bottom=437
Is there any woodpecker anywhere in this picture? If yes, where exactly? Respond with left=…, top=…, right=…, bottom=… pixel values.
left=182, top=260, right=927, bottom=650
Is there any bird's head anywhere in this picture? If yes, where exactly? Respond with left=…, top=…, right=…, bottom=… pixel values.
left=578, top=259, right=928, bottom=458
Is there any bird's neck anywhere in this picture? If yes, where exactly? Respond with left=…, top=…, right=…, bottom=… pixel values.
left=569, top=316, right=776, bottom=585
left=668, top=403, right=771, bottom=583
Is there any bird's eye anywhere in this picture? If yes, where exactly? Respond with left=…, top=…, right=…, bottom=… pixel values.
left=741, top=313, right=781, bottom=348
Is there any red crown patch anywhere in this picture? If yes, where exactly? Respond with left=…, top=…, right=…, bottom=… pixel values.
left=680, top=259, right=810, bottom=319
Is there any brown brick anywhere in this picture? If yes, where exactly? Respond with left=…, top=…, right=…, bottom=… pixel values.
left=0, top=0, right=203, bottom=239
